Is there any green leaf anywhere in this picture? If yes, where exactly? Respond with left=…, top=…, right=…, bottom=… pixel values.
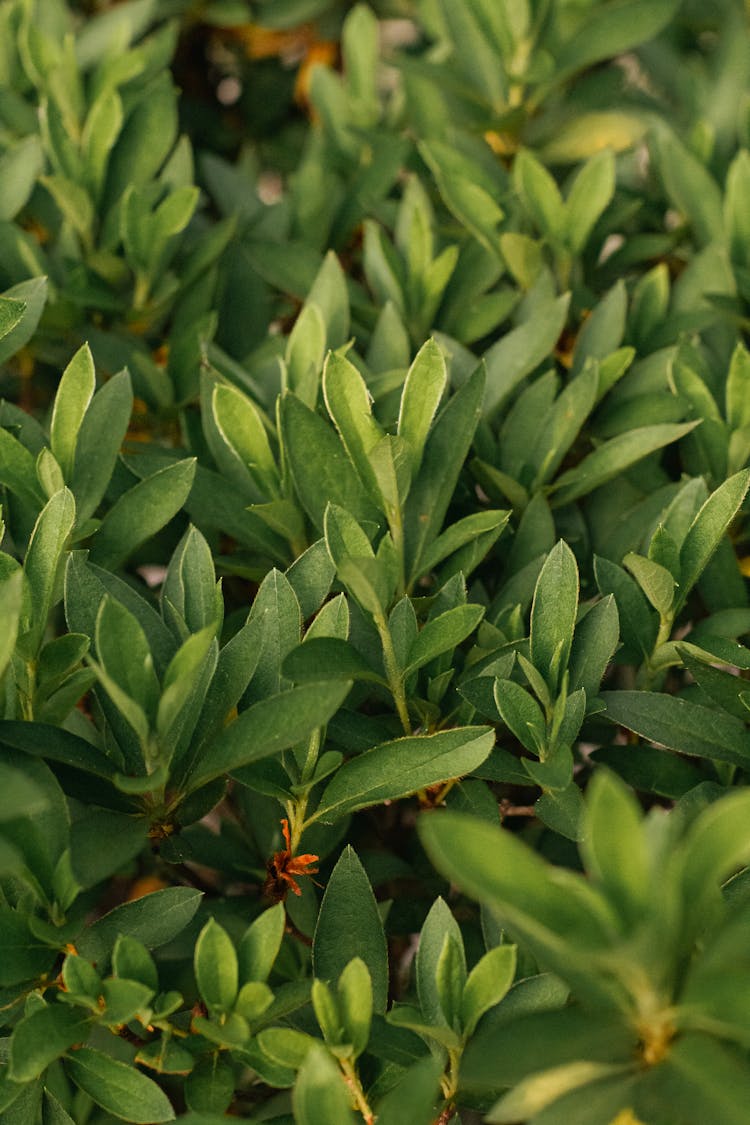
left=374, top=1055, right=445, bottom=1125
left=419, top=510, right=510, bottom=576
left=112, top=935, right=158, bottom=992
left=286, top=538, right=336, bottom=619
left=312, top=727, right=495, bottom=824
left=581, top=769, right=649, bottom=923
left=100, top=978, right=154, bottom=1025
left=594, top=555, right=657, bottom=660
left=530, top=362, right=598, bottom=485
left=95, top=595, right=160, bottom=725
left=725, top=343, right=750, bottom=432
left=0, top=135, right=44, bottom=221
left=0, top=278, right=47, bottom=366
left=292, top=1045, right=357, bottom=1125
left=419, top=812, right=615, bottom=955
left=405, top=604, right=485, bottom=674
left=337, top=957, right=373, bottom=1058
left=41, top=175, right=93, bottom=240
left=678, top=788, right=750, bottom=920
left=416, top=897, right=465, bottom=1028
left=194, top=918, right=238, bottom=1017
left=0, top=296, right=26, bottom=341
left=156, top=625, right=218, bottom=747
left=623, top=553, right=675, bottom=617
left=212, top=382, right=279, bottom=498
left=65, top=1047, right=175, bottom=1122
left=404, top=364, right=485, bottom=581
left=483, top=294, right=570, bottom=418
left=486, top=1060, right=630, bottom=1122
left=238, top=903, right=285, bottom=984
left=280, top=392, right=381, bottom=532
left=462, top=944, right=517, bottom=1037
left=42, top=1090, right=78, bottom=1125
left=494, top=679, right=546, bottom=756
left=90, top=459, right=196, bottom=570
left=50, top=345, right=96, bottom=482
left=513, top=149, right=564, bottom=240
left=286, top=302, right=326, bottom=403
left=313, top=846, right=388, bottom=1014
left=653, top=127, right=724, bottom=246
left=658, top=1034, right=750, bottom=1125
left=0, top=759, right=48, bottom=822
left=0, top=908, right=56, bottom=985
left=70, top=810, right=149, bottom=889
left=184, top=1057, right=234, bottom=1115
left=601, top=690, right=750, bottom=767
left=82, top=87, right=123, bottom=199
left=565, top=149, right=616, bottom=254
left=21, top=488, right=76, bottom=655
left=283, top=637, right=384, bottom=684
left=0, top=426, right=45, bottom=510
left=676, top=469, right=750, bottom=610
left=549, top=422, right=698, bottom=506
left=71, top=369, right=133, bottom=525
left=323, top=350, right=383, bottom=501
left=397, top=339, right=447, bottom=476
left=436, top=934, right=466, bottom=1030
left=306, top=250, right=350, bottom=349
left=0, top=569, right=23, bottom=680
left=9, top=1005, right=90, bottom=1081
left=439, top=0, right=506, bottom=109
left=0, top=720, right=113, bottom=780
left=77, top=887, right=202, bottom=967
left=530, top=541, right=579, bottom=692
left=568, top=596, right=619, bottom=704
left=178, top=610, right=266, bottom=778
left=555, top=0, right=681, bottom=80
left=192, top=680, right=351, bottom=791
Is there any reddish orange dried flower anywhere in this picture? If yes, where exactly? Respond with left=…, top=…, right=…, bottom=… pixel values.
left=263, top=818, right=319, bottom=901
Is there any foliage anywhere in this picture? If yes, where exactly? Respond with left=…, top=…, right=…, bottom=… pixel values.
left=2, top=0, right=750, bottom=1122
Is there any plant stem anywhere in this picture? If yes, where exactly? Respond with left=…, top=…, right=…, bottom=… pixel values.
left=375, top=611, right=411, bottom=734
left=340, top=1058, right=375, bottom=1125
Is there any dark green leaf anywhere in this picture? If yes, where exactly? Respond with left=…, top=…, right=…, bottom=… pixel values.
left=313, top=727, right=494, bottom=823
left=65, top=1047, right=175, bottom=1122
left=313, top=846, right=388, bottom=1013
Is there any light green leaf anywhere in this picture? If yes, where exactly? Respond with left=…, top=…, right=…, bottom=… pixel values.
left=238, top=903, right=285, bottom=985
left=461, top=944, right=517, bottom=1037
left=530, top=541, right=579, bottom=692
left=397, top=339, right=447, bottom=477
left=677, top=469, right=750, bottom=610
left=623, top=553, right=675, bottom=618
left=565, top=149, right=615, bottom=253
left=513, top=149, right=565, bottom=239
left=292, top=1045, right=357, bottom=1125
left=21, top=488, right=76, bottom=655
left=0, top=569, right=23, bottom=680
left=194, top=918, right=238, bottom=1017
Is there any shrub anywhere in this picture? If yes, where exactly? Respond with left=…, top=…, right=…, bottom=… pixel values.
left=2, top=1, right=750, bottom=1122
